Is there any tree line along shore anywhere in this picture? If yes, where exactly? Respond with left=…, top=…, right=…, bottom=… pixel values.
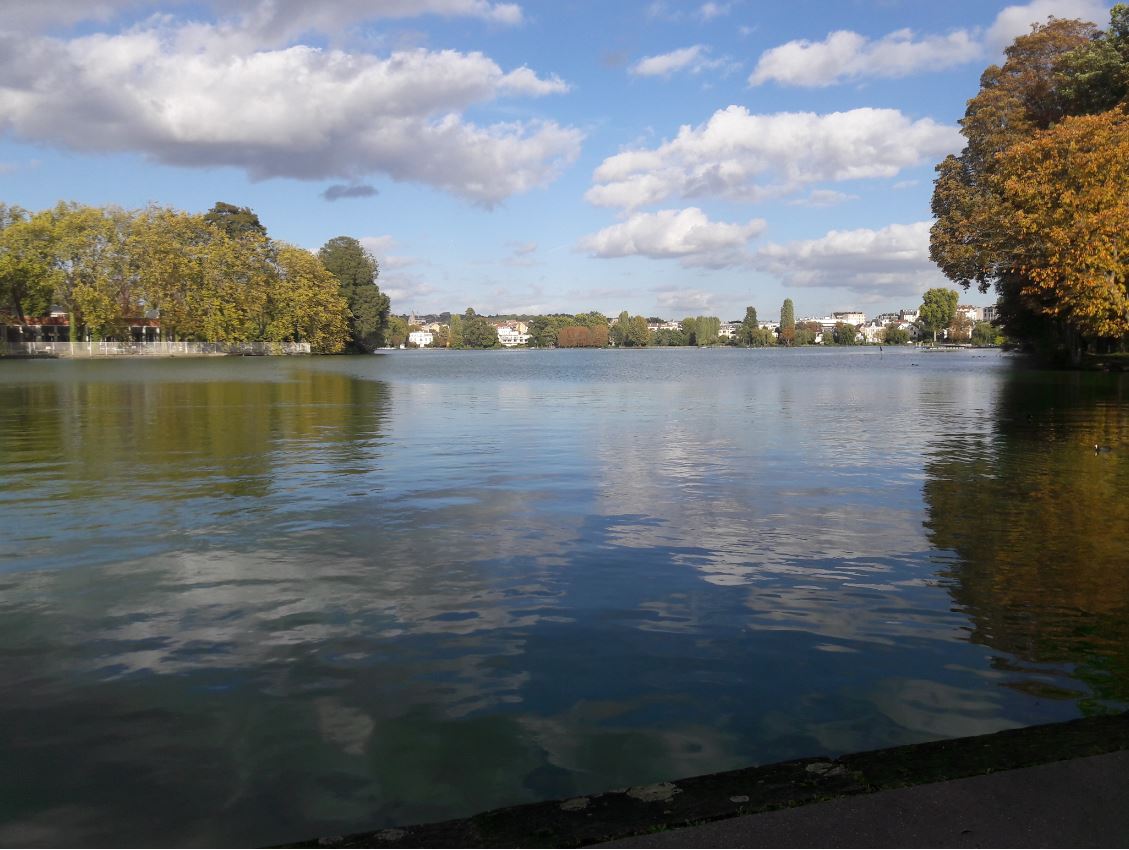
left=392, top=293, right=998, bottom=350
left=0, top=202, right=389, bottom=354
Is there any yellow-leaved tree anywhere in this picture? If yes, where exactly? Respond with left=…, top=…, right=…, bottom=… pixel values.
left=271, top=245, right=350, bottom=353
left=994, top=107, right=1129, bottom=344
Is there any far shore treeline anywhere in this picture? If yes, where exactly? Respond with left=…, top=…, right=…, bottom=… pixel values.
left=0, top=201, right=390, bottom=353
left=403, top=295, right=999, bottom=349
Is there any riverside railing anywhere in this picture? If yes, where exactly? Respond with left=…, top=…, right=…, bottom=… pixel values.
left=0, top=340, right=311, bottom=358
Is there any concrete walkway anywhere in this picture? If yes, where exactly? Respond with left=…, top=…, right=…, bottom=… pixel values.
left=598, top=750, right=1129, bottom=848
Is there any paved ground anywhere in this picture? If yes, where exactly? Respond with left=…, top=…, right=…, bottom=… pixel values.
left=597, top=750, right=1129, bottom=848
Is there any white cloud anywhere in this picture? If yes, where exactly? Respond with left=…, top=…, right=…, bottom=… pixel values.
left=630, top=45, right=728, bottom=78
left=585, top=106, right=959, bottom=209
left=580, top=207, right=765, bottom=268
left=359, top=235, right=438, bottom=304
left=788, top=189, right=858, bottom=207
left=697, top=3, right=731, bottom=21
left=748, top=0, right=1109, bottom=88
left=0, top=23, right=580, bottom=205
left=360, top=235, right=416, bottom=271
left=754, top=221, right=945, bottom=297
left=2, top=0, right=524, bottom=35
left=986, top=0, right=1109, bottom=49
left=499, top=66, right=571, bottom=95
left=500, top=241, right=539, bottom=267
left=749, top=28, right=981, bottom=87
left=654, top=288, right=717, bottom=313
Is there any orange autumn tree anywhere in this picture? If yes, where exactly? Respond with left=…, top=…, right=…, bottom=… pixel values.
left=931, top=7, right=1129, bottom=362
left=994, top=107, right=1129, bottom=347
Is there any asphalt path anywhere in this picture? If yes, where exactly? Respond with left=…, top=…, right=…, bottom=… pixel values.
left=597, top=750, right=1129, bottom=848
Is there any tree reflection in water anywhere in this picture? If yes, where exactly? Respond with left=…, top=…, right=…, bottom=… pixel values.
left=924, top=370, right=1129, bottom=710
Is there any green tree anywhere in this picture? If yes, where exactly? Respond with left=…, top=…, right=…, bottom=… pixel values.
left=972, top=321, right=1002, bottom=347
left=919, top=288, right=959, bottom=344
left=47, top=202, right=136, bottom=341
left=738, top=306, right=759, bottom=345
left=882, top=323, right=911, bottom=345
left=793, top=321, right=819, bottom=345
left=653, top=327, right=686, bottom=346
left=386, top=315, right=409, bottom=348
left=779, top=298, right=795, bottom=345
left=610, top=310, right=630, bottom=346
left=831, top=322, right=859, bottom=345
left=628, top=315, right=652, bottom=346
left=129, top=206, right=213, bottom=341
left=196, top=229, right=276, bottom=343
left=447, top=314, right=463, bottom=348
left=1056, top=4, right=1129, bottom=113
left=318, top=236, right=390, bottom=352
left=0, top=206, right=56, bottom=323
left=460, top=308, right=499, bottom=349
left=203, top=202, right=267, bottom=239
left=270, top=244, right=350, bottom=353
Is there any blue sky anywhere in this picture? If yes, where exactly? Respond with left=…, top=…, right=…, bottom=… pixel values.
left=0, top=0, right=1113, bottom=320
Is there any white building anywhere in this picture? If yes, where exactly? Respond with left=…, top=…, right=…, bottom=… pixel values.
left=957, top=304, right=981, bottom=323
left=860, top=322, right=885, bottom=344
left=408, top=330, right=434, bottom=347
left=496, top=325, right=530, bottom=347
left=833, top=311, right=866, bottom=326
left=718, top=322, right=740, bottom=339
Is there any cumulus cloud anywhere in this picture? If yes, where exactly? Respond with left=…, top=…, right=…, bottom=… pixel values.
left=322, top=183, right=379, bottom=201
left=749, top=0, right=1110, bottom=88
left=0, top=22, right=580, bottom=205
left=986, top=0, right=1109, bottom=49
left=585, top=106, right=959, bottom=209
left=754, top=221, right=945, bottom=297
left=749, top=28, right=981, bottom=87
left=580, top=207, right=765, bottom=268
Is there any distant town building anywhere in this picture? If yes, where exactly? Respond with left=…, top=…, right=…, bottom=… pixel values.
left=957, top=305, right=981, bottom=323
left=832, top=311, right=866, bottom=326
left=408, top=330, right=434, bottom=347
left=494, top=323, right=530, bottom=347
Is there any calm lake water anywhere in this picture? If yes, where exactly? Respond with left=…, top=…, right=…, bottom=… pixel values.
left=1, top=348, right=1127, bottom=846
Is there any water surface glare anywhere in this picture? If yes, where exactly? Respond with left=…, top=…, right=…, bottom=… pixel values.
left=1, top=348, right=1128, bottom=846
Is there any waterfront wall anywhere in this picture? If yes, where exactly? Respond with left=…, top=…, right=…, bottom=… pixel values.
left=0, top=340, right=311, bottom=358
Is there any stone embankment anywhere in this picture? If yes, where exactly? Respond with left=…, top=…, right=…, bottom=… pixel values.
left=288, top=712, right=1129, bottom=848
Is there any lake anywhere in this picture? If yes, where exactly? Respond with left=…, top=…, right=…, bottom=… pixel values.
left=1, top=347, right=1127, bottom=846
